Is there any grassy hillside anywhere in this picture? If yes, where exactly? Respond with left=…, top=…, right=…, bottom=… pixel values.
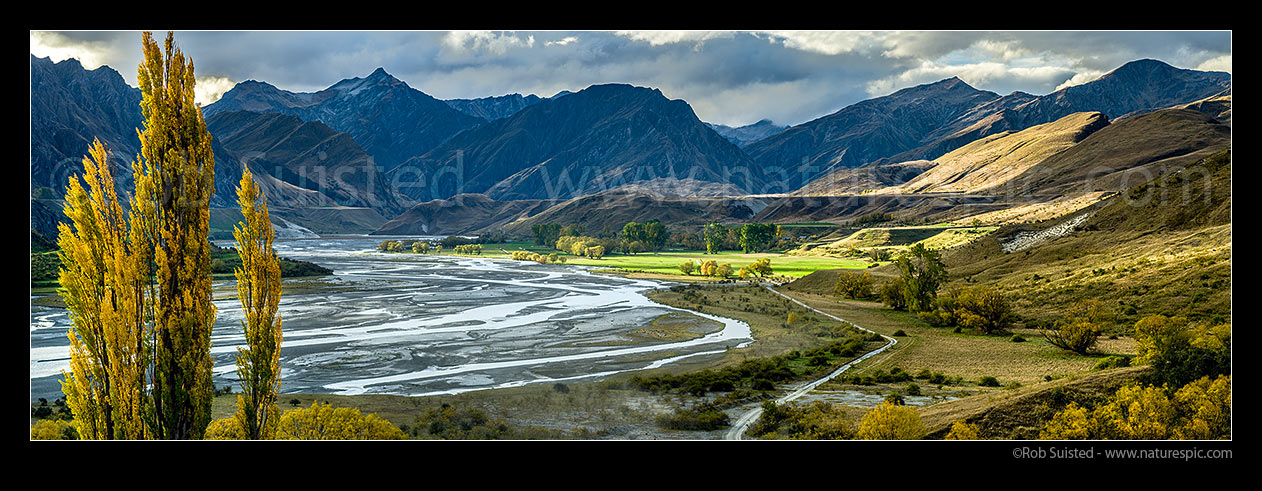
left=945, top=149, right=1231, bottom=326
left=892, top=111, right=1109, bottom=194
left=785, top=149, right=1230, bottom=328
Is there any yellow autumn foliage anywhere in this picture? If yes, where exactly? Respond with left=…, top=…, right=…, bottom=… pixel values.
left=275, top=402, right=407, bottom=440
left=944, top=420, right=981, bottom=440
left=1039, top=375, right=1230, bottom=440
left=855, top=401, right=925, bottom=440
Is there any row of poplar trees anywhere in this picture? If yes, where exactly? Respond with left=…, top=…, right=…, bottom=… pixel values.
left=56, top=31, right=283, bottom=439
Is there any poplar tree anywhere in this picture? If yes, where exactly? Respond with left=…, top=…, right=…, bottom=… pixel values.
left=58, top=139, right=156, bottom=440
left=230, top=168, right=284, bottom=439
left=137, top=30, right=218, bottom=440
left=59, top=31, right=218, bottom=440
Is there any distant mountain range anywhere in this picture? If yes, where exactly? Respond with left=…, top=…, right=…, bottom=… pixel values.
left=745, top=59, right=1231, bottom=192
left=391, top=83, right=760, bottom=201
left=31, top=55, right=1230, bottom=237
left=706, top=119, right=789, bottom=148
left=203, top=68, right=486, bottom=171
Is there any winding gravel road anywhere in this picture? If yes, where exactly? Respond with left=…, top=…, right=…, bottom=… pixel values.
left=724, top=286, right=897, bottom=440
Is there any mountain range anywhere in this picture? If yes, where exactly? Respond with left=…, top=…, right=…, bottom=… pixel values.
left=30, top=55, right=1231, bottom=237
left=203, top=68, right=486, bottom=171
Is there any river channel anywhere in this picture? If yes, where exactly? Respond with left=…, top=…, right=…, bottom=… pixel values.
left=29, top=237, right=753, bottom=402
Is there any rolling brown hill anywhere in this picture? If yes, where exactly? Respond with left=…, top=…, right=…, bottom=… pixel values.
left=886, top=112, right=1110, bottom=195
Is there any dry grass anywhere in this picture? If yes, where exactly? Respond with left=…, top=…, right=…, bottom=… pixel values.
left=775, top=290, right=1136, bottom=386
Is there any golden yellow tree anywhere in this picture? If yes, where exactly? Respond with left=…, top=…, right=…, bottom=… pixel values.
left=135, top=30, right=218, bottom=440
left=59, top=30, right=217, bottom=440
left=57, top=139, right=156, bottom=440
left=230, top=167, right=284, bottom=439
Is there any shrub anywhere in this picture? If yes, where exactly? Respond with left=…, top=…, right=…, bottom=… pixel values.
left=1010, top=334, right=1026, bottom=342
left=656, top=407, right=730, bottom=431
left=893, top=329, right=907, bottom=337
left=834, top=271, right=875, bottom=299
left=978, top=376, right=1000, bottom=387
left=275, top=402, right=406, bottom=440
left=1043, top=320, right=1101, bottom=355
left=855, top=401, right=925, bottom=440
left=1133, top=315, right=1231, bottom=388
left=905, top=383, right=921, bottom=396
left=880, top=277, right=908, bottom=311
left=1039, top=375, right=1230, bottom=440
left=944, top=420, right=980, bottom=440
left=552, top=383, right=570, bottom=394
left=31, top=419, right=78, bottom=440
left=1094, top=355, right=1132, bottom=370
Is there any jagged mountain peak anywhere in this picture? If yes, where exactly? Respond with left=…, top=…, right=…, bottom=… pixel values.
left=329, top=67, right=408, bottom=95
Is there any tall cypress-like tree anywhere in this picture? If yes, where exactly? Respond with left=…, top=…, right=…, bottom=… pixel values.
left=230, top=168, right=284, bottom=439
left=134, top=30, right=218, bottom=440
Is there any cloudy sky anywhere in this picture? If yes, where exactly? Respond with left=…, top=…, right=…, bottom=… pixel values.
left=30, top=30, right=1231, bottom=127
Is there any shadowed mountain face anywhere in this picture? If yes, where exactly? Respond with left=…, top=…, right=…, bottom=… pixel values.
left=745, top=77, right=1003, bottom=191
left=205, top=110, right=411, bottom=215
left=391, top=83, right=761, bottom=201
left=445, top=93, right=544, bottom=121
left=204, top=68, right=486, bottom=171
left=706, top=119, right=789, bottom=148
left=1011, top=59, right=1232, bottom=123
left=30, top=55, right=143, bottom=197
left=30, top=55, right=246, bottom=210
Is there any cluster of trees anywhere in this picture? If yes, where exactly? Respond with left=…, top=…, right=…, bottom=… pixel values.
left=749, top=399, right=927, bottom=440
left=680, top=260, right=731, bottom=278
left=532, top=220, right=667, bottom=256
left=510, top=250, right=567, bottom=264
left=618, top=220, right=669, bottom=254
left=699, top=223, right=796, bottom=254
left=376, top=239, right=482, bottom=256
left=1039, top=375, right=1231, bottom=440
left=450, top=244, right=483, bottom=255
left=206, top=401, right=406, bottom=440
left=52, top=32, right=291, bottom=440
left=555, top=235, right=608, bottom=259
left=834, top=271, right=875, bottom=299
left=876, top=244, right=948, bottom=311
left=916, top=285, right=1014, bottom=334
left=685, top=258, right=773, bottom=279
left=867, top=244, right=1017, bottom=336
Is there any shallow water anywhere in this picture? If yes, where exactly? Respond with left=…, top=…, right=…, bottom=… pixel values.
left=29, top=237, right=752, bottom=402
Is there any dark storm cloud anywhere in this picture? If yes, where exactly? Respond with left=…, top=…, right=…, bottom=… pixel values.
left=31, top=30, right=1231, bottom=127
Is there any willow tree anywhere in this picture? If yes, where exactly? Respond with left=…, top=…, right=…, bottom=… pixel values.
left=230, top=168, right=284, bottom=439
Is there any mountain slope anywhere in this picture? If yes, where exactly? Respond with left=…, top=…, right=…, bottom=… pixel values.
left=30, top=55, right=245, bottom=215
left=889, top=111, right=1111, bottom=194
left=745, top=77, right=1004, bottom=191
left=205, top=110, right=411, bottom=215
left=778, top=59, right=1230, bottom=194
left=1001, top=108, right=1230, bottom=199
left=1011, top=59, right=1231, bottom=123
left=204, top=68, right=485, bottom=171
left=445, top=93, right=544, bottom=121
left=706, top=119, right=789, bottom=148
left=30, top=55, right=143, bottom=197
left=393, top=83, right=760, bottom=201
